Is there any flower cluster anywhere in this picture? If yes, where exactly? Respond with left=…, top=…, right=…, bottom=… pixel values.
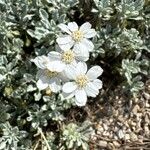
left=32, top=22, right=103, bottom=106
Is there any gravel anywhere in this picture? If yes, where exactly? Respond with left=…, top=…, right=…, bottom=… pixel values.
left=91, top=80, right=150, bottom=149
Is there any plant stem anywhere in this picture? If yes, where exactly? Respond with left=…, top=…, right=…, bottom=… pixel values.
left=38, top=127, right=51, bottom=150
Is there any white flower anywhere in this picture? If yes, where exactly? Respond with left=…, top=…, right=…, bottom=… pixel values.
left=36, top=69, right=61, bottom=92
left=62, top=62, right=103, bottom=106
left=31, top=55, right=65, bottom=72
left=47, top=46, right=89, bottom=75
left=56, top=22, right=97, bottom=54
left=31, top=55, right=62, bottom=92
left=31, top=55, right=50, bottom=69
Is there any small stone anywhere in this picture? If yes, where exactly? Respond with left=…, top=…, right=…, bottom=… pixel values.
left=118, top=129, right=124, bottom=139
left=109, top=118, right=113, bottom=123
left=145, top=101, right=150, bottom=107
left=130, top=133, right=138, bottom=141
left=130, top=121, right=136, bottom=126
left=143, top=92, right=150, bottom=100
left=132, top=105, right=140, bottom=114
left=114, top=126, right=118, bottom=132
left=114, top=135, right=118, bottom=140
left=96, top=131, right=101, bottom=135
left=103, top=124, right=108, bottom=131
left=114, top=110, right=119, bottom=117
left=97, top=125, right=104, bottom=133
left=113, top=141, right=121, bottom=147
left=109, top=133, right=113, bottom=139
left=134, top=97, right=139, bottom=103
left=103, top=131, right=109, bottom=136
left=145, top=114, right=149, bottom=123
left=125, top=134, right=130, bottom=140
left=144, top=126, right=149, bottom=135
left=98, top=140, right=107, bottom=147
left=107, top=142, right=114, bottom=149
left=118, top=115, right=124, bottom=122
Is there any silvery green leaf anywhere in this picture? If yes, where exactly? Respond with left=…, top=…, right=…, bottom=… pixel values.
left=130, top=81, right=144, bottom=93
left=23, top=14, right=34, bottom=20
left=0, top=74, right=6, bottom=81
left=118, top=0, right=144, bottom=20
left=34, top=47, right=49, bottom=55
left=39, top=8, right=49, bottom=20
left=34, top=92, right=42, bottom=101
left=27, top=85, right=36, bottom=92
left=91, top=8, right=98, bottom=13
left=43, top=96, right=51, bottom=102
left=32, top=122, right=39, bottom=129
left=23, top=73, right=35, bottom=82
left=0, top=55, right=8, bottom=65
left=0, top=140, right=6, bottom=150
left=0, top=0, right=5, bottom=4
left=68, top=140, right=73, bottom=149
left=27, top=29, right=35, bottom=38
left=82, top=142, right=89, bottom=150
left=26, top=116, right=32, bottom=122
left=93, top=0, right=113, bottom=19
left=41, top=105, right=47, bottom=111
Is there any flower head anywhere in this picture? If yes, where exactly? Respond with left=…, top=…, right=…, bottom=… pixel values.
left=47, top=46, right=89, bottom=75
left=31, top=22, right=102, bottom=106
left=31, top=55, right=62, bottom=92
left=56, top=22, right=97, bottom=54
left=36, top=69, right=61, bottom=92
left=62, top=62, right=103, bottom=106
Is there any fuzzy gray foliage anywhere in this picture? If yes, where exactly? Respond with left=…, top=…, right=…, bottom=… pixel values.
left=0, top=0, right=149, bottom=149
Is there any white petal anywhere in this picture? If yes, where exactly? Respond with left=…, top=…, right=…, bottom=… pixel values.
left=62, top=82, right=77, bottom=93
left=64, top=62, right=77, bottom=75
left=59, top=42, right=74, bottom=50
left=93, top=79, right=103, bottom=89
left=64, top=65, right=77, bottom=80
left=47, top=61, right=65, bottom=72
left=79, top=22, right=92, bottom=33
left=58, top=23, right=71, bottom=34
left=85, top=82, right=99, bottom=97
left=75, top=89, right=87, bottom=106
left=31, top=56, right=49, bottom=69
left=48, top=51, right=61, bottom=61
left=62, top=92, right=75, bottom=100
left=81, top=38, right=94, bottom=52
left=55, top=45, right=62, bottom=53
left=64, top=65, right=73, bottom=75
left=36, top=69, right=43, bottom=78
left=36, top=69, right=49, bottom=81
left=71, top=60, right=78, bottom=66
left=49, top=78, right=61, bottom=92
left=58, top=71, right=70, bottom=82
left=57, top=35, right=74, bottom=50
left=76, top=62, right=87, bottom=75
left=73, top=46, right=89, bottom=61
left=86, top=66, right=103, bottom=80
left=68, top=22, right=78, bottom=32
left=76, top=53, right=89, bottom=61
left=84, top=29, right=97, bottom=38
left=56, top=35, right=72, bottom=45
left=36, top=79, right=48, bottom=90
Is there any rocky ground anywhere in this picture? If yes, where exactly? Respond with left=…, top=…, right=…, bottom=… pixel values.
left=88, top=80, right=150, bottom=150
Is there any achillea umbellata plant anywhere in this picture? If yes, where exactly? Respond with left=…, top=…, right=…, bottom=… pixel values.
left=0, top=0, right=149, bottom=149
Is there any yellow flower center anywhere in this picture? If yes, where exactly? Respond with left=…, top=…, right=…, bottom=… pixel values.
left=72, top=30, right=83, bottom=42
left=45, top=87, right=52, bottom=96
left=76, top=75, right=88, bottom=88
left=62, top=50, right=75, bottom=64
left=45, top=70, right=58, bottom=78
